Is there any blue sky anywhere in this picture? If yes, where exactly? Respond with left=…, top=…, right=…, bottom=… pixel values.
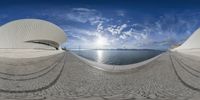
left=1, top=0, right=200, bottom=50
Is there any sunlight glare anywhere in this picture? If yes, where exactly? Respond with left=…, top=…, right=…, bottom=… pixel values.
left=95, top=35, right=109, bottom=47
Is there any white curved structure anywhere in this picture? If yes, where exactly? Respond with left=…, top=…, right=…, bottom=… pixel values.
left=0, top=19, right=66, bottom=50
left=174, top=28, right=200, bottom=50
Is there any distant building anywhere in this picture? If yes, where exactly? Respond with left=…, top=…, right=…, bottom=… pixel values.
left=0, top=19, right=66, bottom=50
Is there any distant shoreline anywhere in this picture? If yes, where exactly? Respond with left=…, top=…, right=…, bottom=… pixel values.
left=68, top=48, right=166, bottom=52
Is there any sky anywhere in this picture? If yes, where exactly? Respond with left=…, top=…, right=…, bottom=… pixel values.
left=1, top=0, right=200, bottom=50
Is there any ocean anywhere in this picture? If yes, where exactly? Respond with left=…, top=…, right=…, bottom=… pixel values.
left=72, top=49, right=164, bottom=65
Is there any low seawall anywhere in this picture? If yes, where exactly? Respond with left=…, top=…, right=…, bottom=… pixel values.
left=70, top=51, right=164, bottom=72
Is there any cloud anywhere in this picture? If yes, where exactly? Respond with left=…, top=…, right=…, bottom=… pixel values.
left=38, top=7, right=108, bottom=26
left=65, top=7, right=112, bottom=28
left=63, top=26, right=98, bottom=37
left=115, top=10, right=126, bottom=17
left=107, top=24, right=127, bottom=35
left=37, top=7, right=200, bottom=49
left=141, top=33, right=148, bottom=39
left=119, top=34, right=127, bottom=39
left=96, top=21, right=104, bottom=33
left=72, top=8, right=96, bottom=12
left=66, top=8, right=100, bottom=24
left=123, top=28, right=133, bottom=36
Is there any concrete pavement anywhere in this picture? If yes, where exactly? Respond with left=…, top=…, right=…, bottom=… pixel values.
left=0, top=50, right=199, bottom=100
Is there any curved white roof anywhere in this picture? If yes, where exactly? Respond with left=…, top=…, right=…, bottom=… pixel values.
left=0, top=19, right=66, bottom=49
left=174, top=28, right=200, bottom=50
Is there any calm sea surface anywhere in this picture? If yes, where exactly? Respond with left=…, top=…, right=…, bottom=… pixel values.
left=72, top=49, right=164, bottom=65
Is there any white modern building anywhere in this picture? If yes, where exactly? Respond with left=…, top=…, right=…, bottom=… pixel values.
left=0, top=19, right=66, bottom=50
left=174, top=28, right=200, bottom=50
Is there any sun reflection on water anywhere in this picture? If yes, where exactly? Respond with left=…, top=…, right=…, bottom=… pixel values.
left=97, top=50, right=103, bottom=63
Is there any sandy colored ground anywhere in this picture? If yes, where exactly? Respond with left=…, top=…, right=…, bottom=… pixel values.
left=0, top=49, right=63, bottom=58
left=0, top=50, right=199, bottom=100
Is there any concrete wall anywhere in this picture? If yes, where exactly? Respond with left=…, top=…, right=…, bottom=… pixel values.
left=0, top=19, right=66, bottom=49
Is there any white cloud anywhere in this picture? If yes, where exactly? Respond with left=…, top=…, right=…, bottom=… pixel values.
left=36, top=8, right=200, bottom=49
left=119, top=34, right=127, bottom=39
left=63, top=26, right=97, bottom=37
left=134, top=35, right=141, bottom=40
left=66, top=8, right=98, bottom=23
left=72, top=8, right=96, bottom=12
left=123, top=28, right=133, bottom=36
left=66, top=7, right=112, bottom=27
left=40, top=7, right=108, bottom=26
left=96, top=22, right=104, bottom=33
left=141, top=33, right=148, bottom=39
left=107, top=24, right=127, bottom=35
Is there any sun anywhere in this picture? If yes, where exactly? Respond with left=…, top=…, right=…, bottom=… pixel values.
left=95, top=36, right=109, bottom=47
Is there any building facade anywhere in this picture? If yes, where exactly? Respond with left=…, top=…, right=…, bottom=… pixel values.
left=0, top=19, right=66, bottom=50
